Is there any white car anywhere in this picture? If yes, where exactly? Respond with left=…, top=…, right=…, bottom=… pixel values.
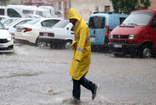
left=6, top=18, right=33, bottom=39
left=15, top=18, right=62, bottom=46
left=0, top=22, right=14, bottom=52
left=38, top=20, right=74, bottom=49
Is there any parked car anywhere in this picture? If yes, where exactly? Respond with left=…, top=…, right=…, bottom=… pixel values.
left=15, top=18, right=62, bottom=45
left=38, top=20, right=74, bottom=49
left=88, top=12, right=128, bottom=47
left=0, top=22, right=14, bottom=52
left=5, top=18, right=33, bottom=39
left=109, top=9, right=156, bottom=58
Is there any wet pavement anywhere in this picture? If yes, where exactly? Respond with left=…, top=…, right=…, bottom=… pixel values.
left=0, top=43, right=156, bottom=105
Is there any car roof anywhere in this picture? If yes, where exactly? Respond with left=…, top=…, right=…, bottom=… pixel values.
left=90, top=12, right=128, bottom=18
left=39, top=18, right=63, bottom=21
left=132, top=9, right=156, bottom=13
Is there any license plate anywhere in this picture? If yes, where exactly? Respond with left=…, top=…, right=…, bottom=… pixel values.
left=43, top=33, right=48, bottom=36
left=114, top=44, right=122, bottom=48
left=90, top=37, right=95, bottom=41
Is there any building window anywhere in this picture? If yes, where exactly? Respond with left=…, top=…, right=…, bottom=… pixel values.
left=105, top=6, right=110, bottom=13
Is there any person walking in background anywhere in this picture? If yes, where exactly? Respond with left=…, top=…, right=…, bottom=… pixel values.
left=68, top=8, right=99, bottom=103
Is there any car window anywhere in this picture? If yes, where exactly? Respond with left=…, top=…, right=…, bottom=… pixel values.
left=0, top=9, right=5, bottom=15
left=14, top=19, right=32, bottom=27
left=150, top=15, right=156, bottom=28
left=23, top=10, right=33, bottom=14
left=53, top=20, right=69, bottom=28
left=3, top=19, right=18, bottom=25
left=26, top=18, right=40, bottom=25
left=41, top=19, right=60, bottom=27
left=7, top=8, right=21, bottom=18
left=8, top=19, right=22, bottom=26
left=89, top=16, right=105, bottom=29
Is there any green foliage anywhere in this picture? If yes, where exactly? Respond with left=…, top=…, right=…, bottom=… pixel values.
left=110, top=0, right=151, bottom=13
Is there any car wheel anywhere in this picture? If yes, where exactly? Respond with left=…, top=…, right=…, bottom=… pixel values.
left=50, top=42, right=55, bottom=49
left=64, top=40, right=72, bottom=49
left=35, top=37, right=40, bottom=46
left=140, top=44, right=152, bottom=58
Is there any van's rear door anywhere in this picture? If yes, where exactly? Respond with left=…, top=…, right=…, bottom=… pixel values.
left=89, top=16, right=105, bottom=45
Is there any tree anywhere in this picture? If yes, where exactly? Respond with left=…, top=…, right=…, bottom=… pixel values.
left=110, top=0, right=151, bottom=14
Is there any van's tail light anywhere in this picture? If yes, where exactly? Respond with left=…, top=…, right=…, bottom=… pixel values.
left=105, top=25, right=109, bottom=36
left=24, top=28, right=32, bottom=33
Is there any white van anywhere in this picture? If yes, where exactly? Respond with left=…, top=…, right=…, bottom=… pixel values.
left=0, top=5, right=52, bottom=18
left=39, top=6, right=56, bottom=17
left=8, top=5, right=52, bottom=18
left=0, top=6, right=24, bottom=18
left=39, top=6, right=63, bottom=18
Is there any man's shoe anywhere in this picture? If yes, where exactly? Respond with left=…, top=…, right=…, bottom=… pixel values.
left=72, top=96, right=81, bottom=104
left=92, top=84, right=99, bottom=100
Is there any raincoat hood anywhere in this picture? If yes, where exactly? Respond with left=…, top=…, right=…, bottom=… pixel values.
left=68, top=8, right=82, bottom=22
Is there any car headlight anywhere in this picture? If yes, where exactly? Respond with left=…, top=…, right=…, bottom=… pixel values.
left=128, top=34, right=138, bottom=39
left=7, top=36, right=12, bottom=41
left=110, top=33, right=113, bottom=38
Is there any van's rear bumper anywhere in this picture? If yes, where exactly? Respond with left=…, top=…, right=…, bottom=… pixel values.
left=108, top=43, right=141, bottom=55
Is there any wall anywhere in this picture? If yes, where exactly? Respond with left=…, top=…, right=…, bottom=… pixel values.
left=71, top=0, right=113, bottom=21
left=148, top=0, right=156, bottom=9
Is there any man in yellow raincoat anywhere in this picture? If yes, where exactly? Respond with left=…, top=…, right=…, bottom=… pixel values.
left=68, top=8, right=99, bottom=102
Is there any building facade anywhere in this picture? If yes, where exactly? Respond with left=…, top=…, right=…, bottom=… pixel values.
left=2, top=0, right=156, bottom=20
left=71, top=0, right=113, bottom=21
left=0, top=0, right=11, bottom=5
left=148, top=0, right=156, bottom=9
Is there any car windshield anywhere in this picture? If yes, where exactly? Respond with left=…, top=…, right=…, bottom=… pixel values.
left=8, top=19, right=32, bottom=26
left=0, top=23, right=4, bottom=29
left=122, top=11, right=153, bottom=26
left=8, top=19, right=22, bottom=26
left=52, top=20, right=69, bottom=28
left=26, top=18, right=40, bottom=25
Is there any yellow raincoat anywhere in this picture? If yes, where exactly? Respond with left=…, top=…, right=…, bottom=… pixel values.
left=68, top=8, right=91, bottom=80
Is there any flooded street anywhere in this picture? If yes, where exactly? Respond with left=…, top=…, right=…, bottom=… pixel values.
left=0, top=44, right=156, bottom=105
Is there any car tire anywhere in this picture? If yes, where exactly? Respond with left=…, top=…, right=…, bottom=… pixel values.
left=139, top=44, right=153, bottom=58
left=35, top=37, right=40, bottom=46
left=50, top=42, right=55, bottom=48
left=64, top=40, right=72, bottom=49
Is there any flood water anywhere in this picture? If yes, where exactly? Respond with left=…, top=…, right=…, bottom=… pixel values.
left=0, top=44, right=156, bottom=105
